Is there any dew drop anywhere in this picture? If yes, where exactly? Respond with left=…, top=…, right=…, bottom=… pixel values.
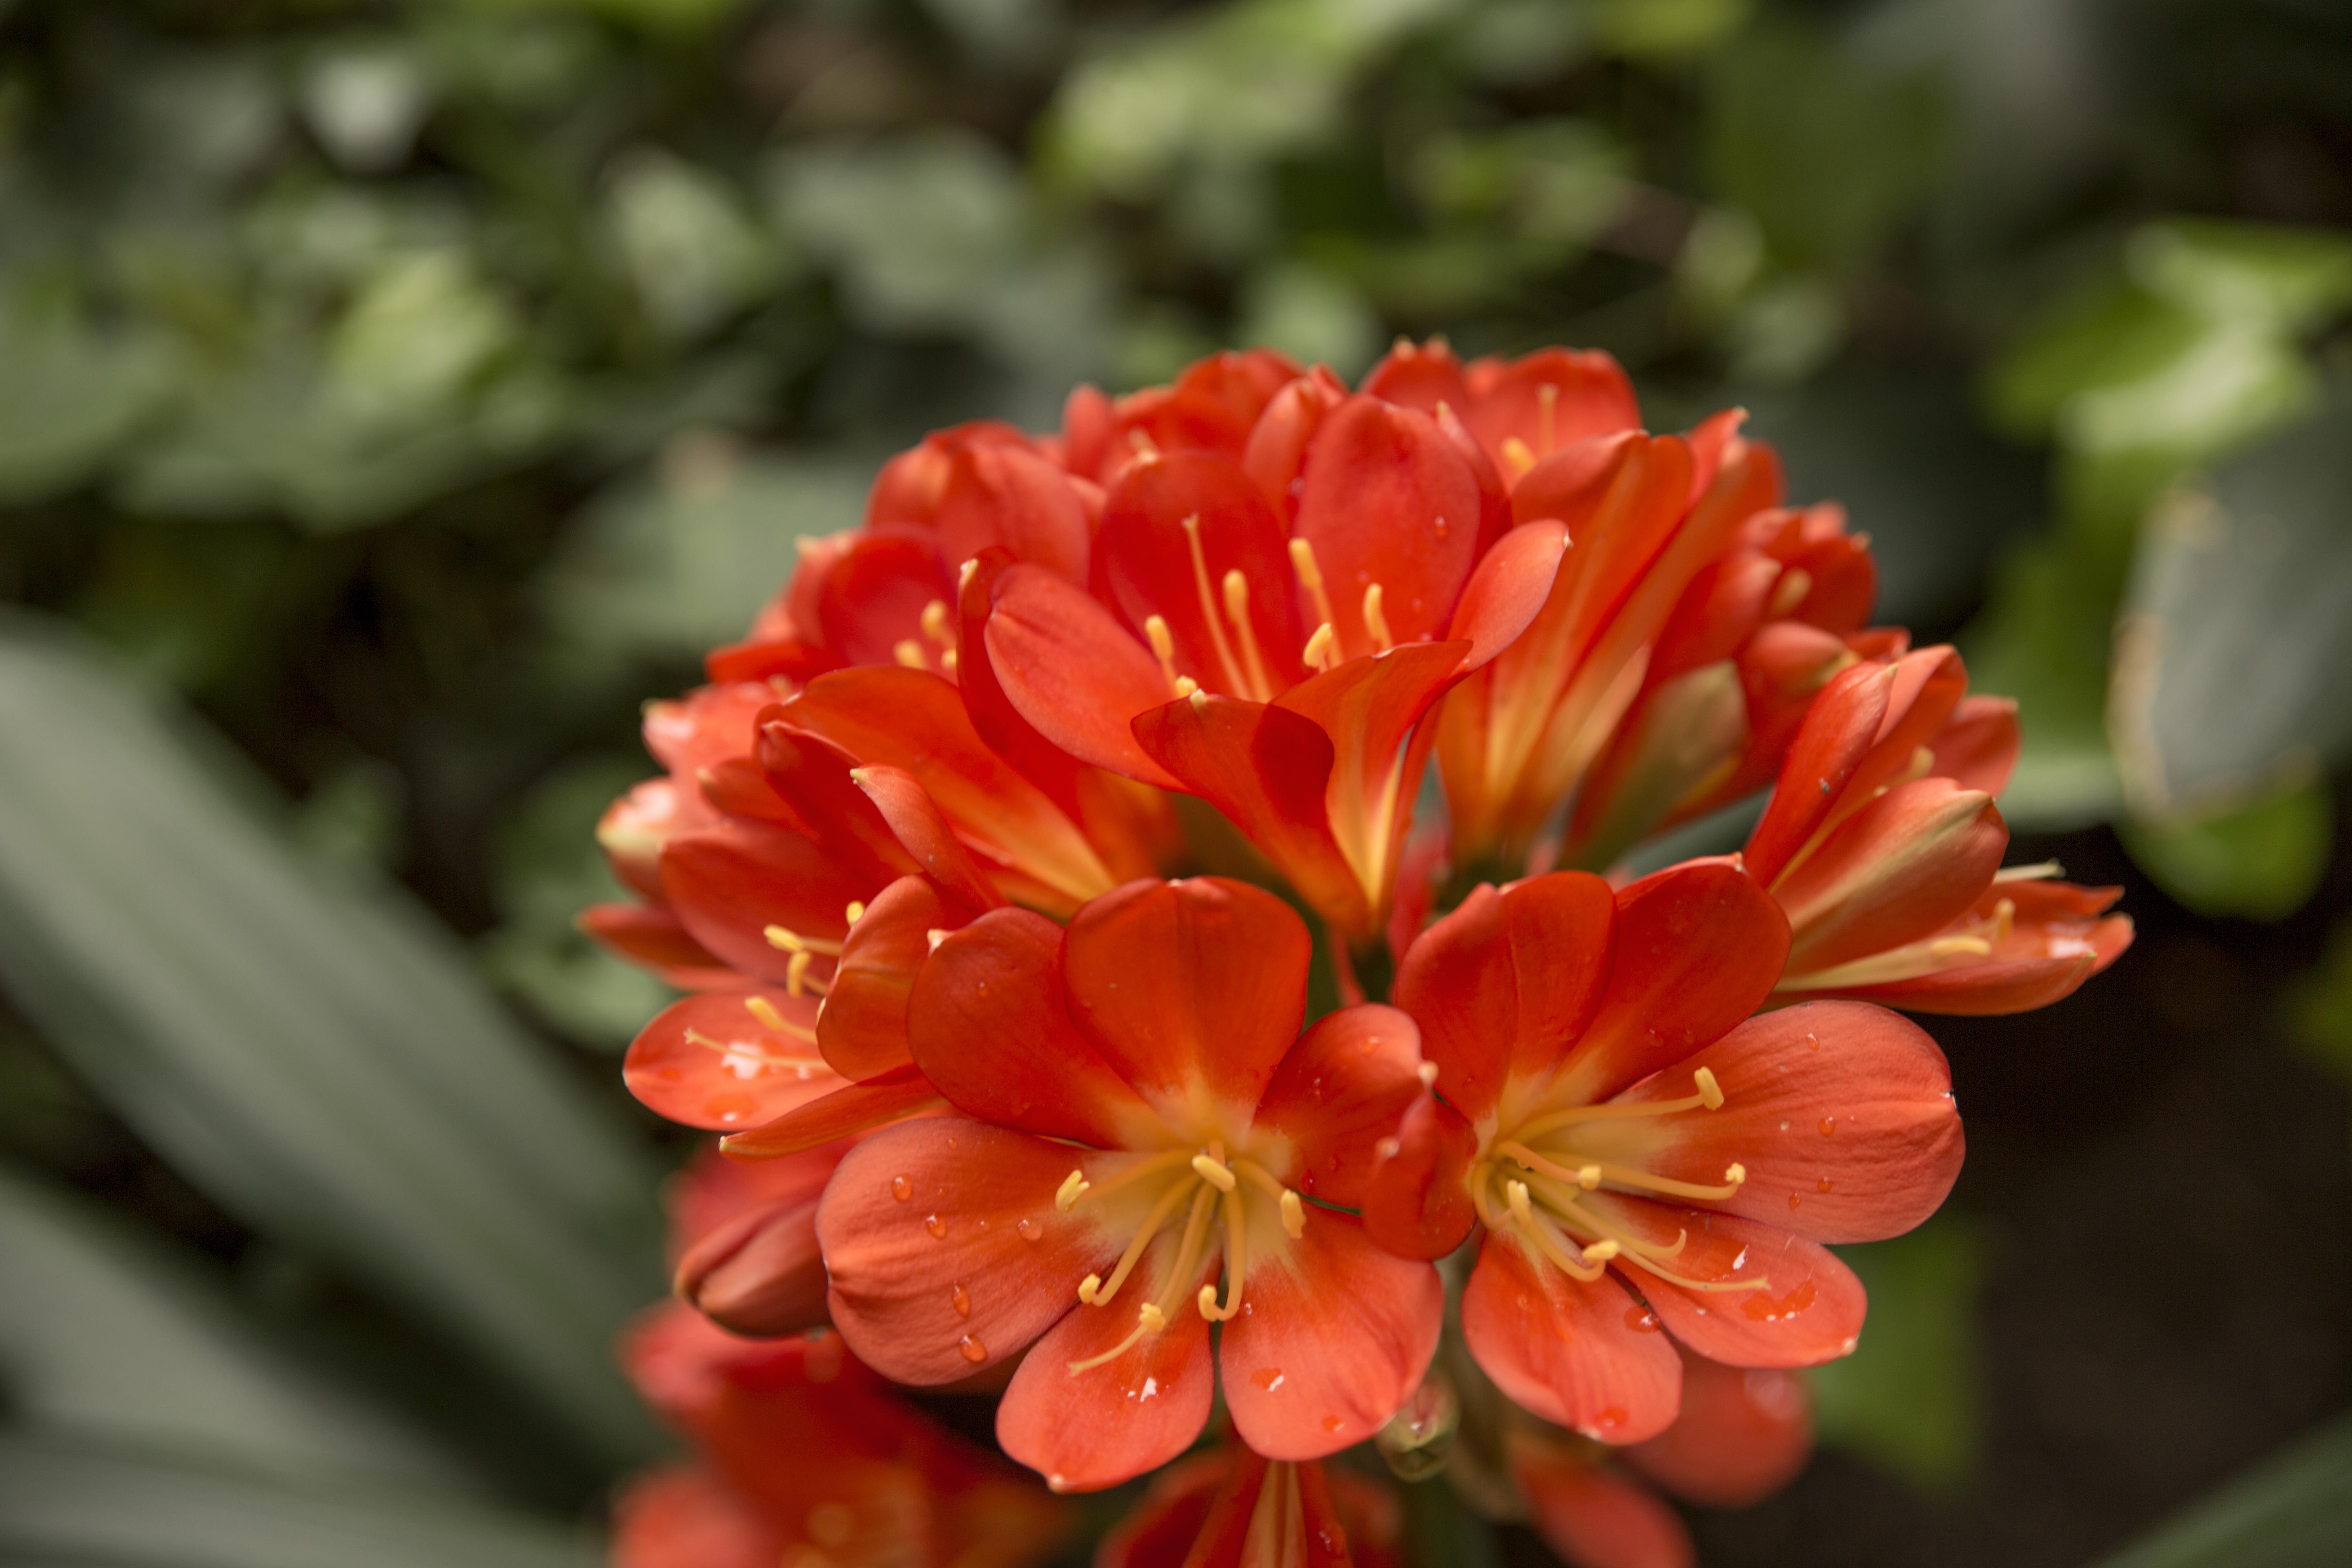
left=1818, top=1117, right=1836, bottom=1136
left=1251, top=1367, right=1286, bottom=1391
left=951, top=1283, right=971, bottom=1318
left=1817, top=1176, right=1834, bottom=1194
left=958, top=1334, right=987, bottom=1363
left=1016, top=1218, right=1043, bottom=1242
left=1779, top=1120, right=1790, bottom=1131
left=1321, top=1416, right=1345, bottom=1434
left=947, top=1136, right=958, bottom=1150
left=924, top=1213, right=947, bottom=1239
left=1787, top=1193, right=1802, bottom=1211
left=890, top=1175, right=911, bottom=1202
left=1624, top=1305, right=1661, bottom=1333
left=1594, top=1407, right=1628, bottom=1432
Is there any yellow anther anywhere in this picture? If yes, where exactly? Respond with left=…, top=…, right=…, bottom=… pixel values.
left=1361, top=583, right=1394, bottom=652
left=1190, top=1154, right=1237, bottom=1192
left=786, top=948, right=815, bottom=997
left=920, top=599, right=953, bottom=646
left=1581, top=1238, right=1621, bottom=1264
left=1994, top=861, right=2063, bottom=884
left=1301, top=621, right=1339, bottom=673
left=1577, top=1164, right=1601, bottom=1190
left=1078, top=1273, right=1104, bottom=1303
left=1929, top=935, right=1995, bottom=958
left=1138, top=1301, right=1165, bottom=1332
left=1068, top=1301, right=1166, bottom=1374
left=1197, top=1283, right=1223, bottom=1320
left=1505, top=1179, right=1534, bottom=1229
left=844, top=900, right=866, bottom=925
left=893, top=639, right=927, bottom=669
left=940, top=649, right=957, bottom=676
left=925, top=927, right=950, bottom=951
left=1288, top=537, right=1336, bottom=631
left=1279, top=1189, right=1306, bottom=1239
left=1184, top=683, right=1207, bottom=707
left=744, top=995, right=790, bottom=1033
left=1694, top=1067, right=1724, bottom=1109
left=1143, top=614, right=1182, bottom=692
left=1722, top=1163, right=1747, bottom=1187
left=1128, top=429, right=1159, bottom=459
left=1056, top=1170, right=1090, bottom=1211
left=764, top=926, right=843, bottom=957
left=957, top=557, right=979, bottom=590
left=1178, top=513, right=1247, bottom=693
left=1499, top=436, right=1537, bottom=481
left=1416, top=1061, right=1439, bottom=1089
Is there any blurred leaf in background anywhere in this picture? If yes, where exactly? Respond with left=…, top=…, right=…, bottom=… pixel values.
left=1810, top=1216, right=1987, bottom=1493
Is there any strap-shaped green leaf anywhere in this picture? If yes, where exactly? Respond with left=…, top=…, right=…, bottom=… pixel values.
left=0, top=620, right=661, bottom=1463
left=0, top=1434, right=599, bottom=1568
left=0, top=1165, right=466, bottom=1492
left=2092, top=1419, right=2352, bottom=1568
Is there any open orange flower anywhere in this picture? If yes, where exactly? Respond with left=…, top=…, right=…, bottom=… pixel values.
left=1361, top=862, right=1962, bottom=1442
left=1509, top=1345, right=1813, bottom=1568
left=1748, top=646, right=2134, bottom=1013
left=1096, top=1440, right=1401, bottom=1568
left=815, top=877, right=1445, bottom=1491
left=614, top=1303, right=1066, bottom=1568
left=1368, top=338, right=1881, bottom=874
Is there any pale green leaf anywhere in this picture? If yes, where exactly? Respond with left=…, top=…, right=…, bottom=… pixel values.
left=0, top=1166, right=463, bottom=1491
left=2120, top=780, right=2333, bottom=922
left=2088, top=1419, right=2352, bottom=1568
left=0, top=621, right=661, bottom=1463
left=1811, top=1218, right=1984, bottom=1492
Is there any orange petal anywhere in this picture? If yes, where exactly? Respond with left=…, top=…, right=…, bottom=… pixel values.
left=1256, top=1003, right=1428, bottom=1211
left=624, top=989, right=840, bottom=1132
left=1461, top=1232, right=1682, bottom=1443
left=987, top=563, right=1187, bottom=789
left=1622, top=1345, right=1813, bottom=1509
left=1509, top=1434, right=1693, bottom=1568
left=1585, top=1193, right=1867, bottom=1369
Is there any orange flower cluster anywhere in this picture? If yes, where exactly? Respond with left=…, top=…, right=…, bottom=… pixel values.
left=593, top=343, right=2129, bottom=1568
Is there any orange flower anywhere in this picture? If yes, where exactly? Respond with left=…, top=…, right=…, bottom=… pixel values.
left=1363, top=338, right=1881, bottom=874
left=664, top=1139, right=845, bottom=1340
left=815, top=878, right=1444, bottom=1491
left=613, top=1303, right=1066, bottom=1568
left=1748, top=647, right=2134, bottom=1013
left=1361, top=863, right=1962, bottom=1442
left=1096, top=1441, right=1401, bottom=1568
left=1508, top=1345, right=1813, bottom=1568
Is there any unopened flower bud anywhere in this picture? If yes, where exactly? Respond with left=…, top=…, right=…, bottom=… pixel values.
left=673, top=1198, right=828, bottom=1338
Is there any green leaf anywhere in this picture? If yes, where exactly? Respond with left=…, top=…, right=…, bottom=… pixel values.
left=1960, top=530, right=2127, bottom=830
left=1707, top=26, right=1944, bottom=274
left=2120, top=780, right=2333, bottom=922
left=0, top=1434, right=599, bottom=1568
left=0, top=297, right=175, bottom=503
left=538, top=445, right=866, bottom=670
left=2110, top=396, right=2352, bottom=817
left=606, top=149, right=786, bottom=342
left=0, top=1166, right=463, bottom=1491
left=2087, top=1418, right=2352, bottom=1568
left=2287, top=920, right=2352, bottom=1084
left=0, top=621, right=661, bottom=1464
left=1811, top=1217, right=1984, bottom=1492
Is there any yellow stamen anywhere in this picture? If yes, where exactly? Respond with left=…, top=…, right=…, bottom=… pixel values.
left=1160, top=1182, right=1220, bottom=1309
left=844, top=900, right=866, bottom=925
left=1767, top=567, right=1813, bottom=621
left=1080, top=1177, right=1196, bottom=1307
left=1202, top=1187, right=1248, bottom=1320
left=1221, top=570, right=1275, bottom=701
left=1361, top=583, right=1394, bottom=653
left=1301, top=621, right=1339, bottom=673
left=1581, top=1238, right=1620, bottom=1264
left=1537, top=381, right=1558, bottom=453
left=1695, top=1067, right=1724, bottom=1109
left=1143, top=615, right=1183, bottom=694
left=1511, top=1069, right=1725, bottom=1143
left=893, top=639, right=927, bottom=669
left=1279, top=1189, right=1305, bottom=1239
left=1190, top=1153, right=1237, bottom=1192
left=682, top=1026, right=818, bottom=1066
left=1056, top=1170, right=1090, bottom=1212
left=1499, top=436, right=1537, bottom=482
left=1288, top=537, right=1336, bottom=632
left=1994, top=860, right=2062, bottom=883
left=1067, top=1148, right=1194, bottom=1208
left=1930, top=935, right=1994, bottom=958
left=922, top=601, right=953, bottom=649
left=1179, top=514, right=1247, bottom=694
left=785, top=949, right=822, bottom=997
left=763, top=926, right=844, bottom=958
left=1067, top=1302, right=1165, bottom=1374
left=743, top=995, right=791, bottom=1033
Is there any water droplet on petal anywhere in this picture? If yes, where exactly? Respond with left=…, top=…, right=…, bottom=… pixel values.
left=1818, top=1117, right=1836, bottom=1136
left=1788, top=1193, right=1803, bottom=1210
left=1251, top=1367, right=1286, bottom=1391
left=924, top=1213, right=947, bottom=1239
left=1817, top=1176, right=1833, bottom=1193
left=958, top=1334, right=987, bottom=1363
left=951, top=1283, right=971, bottom=1318
left=1624, top=1306, right=1661, bottom=1333
left=890, top=1175, right=911, bottom=1202
left=1321, top=1416, right=1345, bottom=1434
left=1016, top=1218, right=1043, bottom=1242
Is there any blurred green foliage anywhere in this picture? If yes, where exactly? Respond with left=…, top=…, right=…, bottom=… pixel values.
left=2, top=0, right=2351, bottom=1561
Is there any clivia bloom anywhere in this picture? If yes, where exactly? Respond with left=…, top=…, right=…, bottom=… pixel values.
left=1361, top=862, right=1963, bottom=1442
left=1748, top=646, right=2134, bottom=1013
left=1096, top=1440, right=1401, bottom=1568
left=815, top=877, right=1445, bottom=1492
left=1508, top=1346, right=1813, bottom=1568
left=1357, top=339, right=1882, bottom=875
left=614, top=1302, right=1066, bottom=1568
left=664, top=1138, right=845, bottom=1340
left=968, top=387, right=1567, bottom=940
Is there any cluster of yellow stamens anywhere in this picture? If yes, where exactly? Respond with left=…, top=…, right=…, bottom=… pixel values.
left=1477, top=1067, right=1768, bottom=1297
left=1056, top=1142, right=1307, bottom=1374
left=1783, top=862, right=2061, bottom=993
left=683, top=993, right=826, bottom=1076
left=1139, top=521, right=1394, bottom=705
left=891, top=599, right=958, bottom=675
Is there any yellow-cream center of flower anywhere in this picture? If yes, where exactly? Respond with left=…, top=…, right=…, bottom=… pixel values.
left=1138, top=526, right=1396, bottom=704
left=1469, top=1066, right=1771, bottom=1298
left=1052, top=1139, right=1307, bottom=1375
